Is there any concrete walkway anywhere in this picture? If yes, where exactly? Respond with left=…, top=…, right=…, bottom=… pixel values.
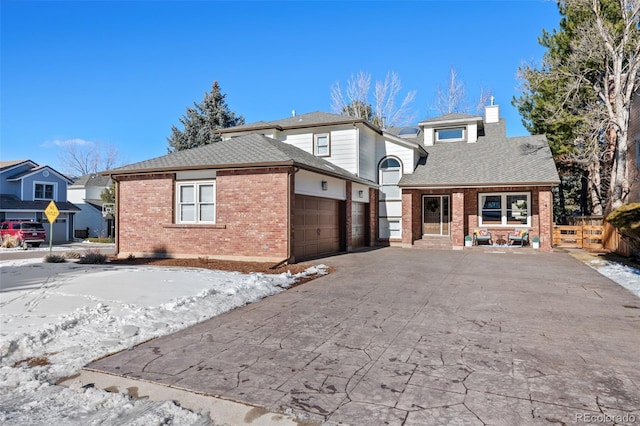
left=84, top=248, right=640, bottom=425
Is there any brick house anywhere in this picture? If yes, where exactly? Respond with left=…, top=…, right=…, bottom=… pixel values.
left=107, top=103, right=559, bottom=262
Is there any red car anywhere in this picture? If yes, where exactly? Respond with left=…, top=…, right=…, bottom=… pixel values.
left=0, top=221, right=47, bottom=247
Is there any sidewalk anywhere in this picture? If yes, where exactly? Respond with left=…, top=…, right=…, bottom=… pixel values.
left=80, top=248, right=640, bottom=425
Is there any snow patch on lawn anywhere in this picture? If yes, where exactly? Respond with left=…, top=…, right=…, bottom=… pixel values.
left=0, top=259, right=327, bottom=425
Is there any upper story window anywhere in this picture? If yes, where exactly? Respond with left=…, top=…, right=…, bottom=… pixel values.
left=479, top=192, right=530, bottom=226
left=436, top=127, right=465, bottom=142
left=34, top=183, right=55, bottom=200
left=314, top=133, right=330, bottom=157
left=379, top=157, right=402, bottom=200
left=176, top=181, right=216, bottom=224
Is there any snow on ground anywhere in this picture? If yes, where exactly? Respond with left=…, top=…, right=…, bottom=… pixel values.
left=0, top=251, right=638, bottom=426
left=586, top=257, right=640, bottom=298
left=0, top=257, right=327, bottom=425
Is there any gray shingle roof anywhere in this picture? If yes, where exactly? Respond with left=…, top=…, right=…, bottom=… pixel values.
left=71, top=174, right=112, bottom=187
left=419, top=113, right=481, bottom=124
left=399, top=129, right=560, bottom=187
left=107, top=133, right=373, bottom=185
left=218, top=111, right=376, bottom=133
left=0, top=195, right=80, bottom=212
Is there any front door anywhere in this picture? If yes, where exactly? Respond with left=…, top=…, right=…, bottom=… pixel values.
left=423, top=195, right=450, bottom=236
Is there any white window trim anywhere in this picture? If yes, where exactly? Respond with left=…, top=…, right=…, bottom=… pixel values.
left=33, top=181, right=56, bottom=200
left=378, top=157, right=403, bottom=201
left=478, top=192, right=531, bottom=227
left=175, top=180, right=216, bottom=224
left=314, top=133, right=331, bottom=157
left=436, top=127, right=466, bottom=142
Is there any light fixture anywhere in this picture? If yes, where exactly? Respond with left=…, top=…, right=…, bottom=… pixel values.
left=321, top=181, right=328, bottom=191
left=358, top=190, right=364, bottom=198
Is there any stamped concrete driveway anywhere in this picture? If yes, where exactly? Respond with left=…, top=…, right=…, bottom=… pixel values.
left=87, top=248, right=640, bottom=425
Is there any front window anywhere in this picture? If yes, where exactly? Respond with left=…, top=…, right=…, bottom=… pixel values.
left=479, top=192, right=531, bottom=226
left=314, top=133, right=330, bottom=156
left=176, top=181, right=216, bottom=223
left=379, top=157, right=402, bottom=200
left=34, top=183, right=54, bottom=200
left=436, top=127, right=465, bottom=142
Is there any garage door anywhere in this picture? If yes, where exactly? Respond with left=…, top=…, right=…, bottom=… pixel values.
left=351, top=202, right=367, bottom=249
left=294, top=195, right=342, bottom=260
left=44, top=218, right=67, bottom=242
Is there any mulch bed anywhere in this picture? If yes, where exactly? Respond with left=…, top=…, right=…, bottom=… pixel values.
left=108, top=256, right=328, bottom=275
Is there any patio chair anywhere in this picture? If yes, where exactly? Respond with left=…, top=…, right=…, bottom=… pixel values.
left=473, top=228, right=492, bottom=246
left=509, top=228, right=529, bottom=246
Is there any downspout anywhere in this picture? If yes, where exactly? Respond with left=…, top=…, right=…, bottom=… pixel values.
left=287, top=167, right=301, bottom=264
left=114, top=178, right=120, bottom=256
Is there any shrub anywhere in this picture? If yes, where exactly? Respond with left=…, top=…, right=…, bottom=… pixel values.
left=64, top=251, right=81, bottom=259
left=127, top=253, right=136, bottom=261
left=1, top=236, right=18, bottom=248
left=78, top=249, right=107, bottom=264
left=44, top=254, right=66, bottom=263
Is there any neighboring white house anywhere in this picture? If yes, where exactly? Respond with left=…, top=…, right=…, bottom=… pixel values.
left=68, top=174, right=114, bottom=239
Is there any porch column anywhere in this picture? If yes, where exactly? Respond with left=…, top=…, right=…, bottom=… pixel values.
left=452, top=191, right=465, bottom=247
left=538, top=189, right=553, bottom=250
left=369, top=187, right=378, bottom=247
left=346, top=181, right=353, bottom=251
left=402, top=190, right=415, bottom=247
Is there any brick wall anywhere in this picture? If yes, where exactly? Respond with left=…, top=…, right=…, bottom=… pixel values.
left=397, top=186, right=555, bottom=250
left=116, top=168, right=291, bottom=262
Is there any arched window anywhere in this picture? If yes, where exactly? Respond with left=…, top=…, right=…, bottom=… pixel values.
left=379, top=157, right=402, bottom=200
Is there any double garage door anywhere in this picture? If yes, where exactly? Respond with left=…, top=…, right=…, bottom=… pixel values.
left=294, top=195, right=343, bottom=261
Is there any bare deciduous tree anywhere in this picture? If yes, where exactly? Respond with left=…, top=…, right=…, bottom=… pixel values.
left=330, top=71, right=417, bottom=128
left=432, top=67, right=492, bottom=115
left=56, top=139, right=121, bottom=177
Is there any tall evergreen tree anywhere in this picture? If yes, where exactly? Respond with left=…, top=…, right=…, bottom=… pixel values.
left=514, top=0, right=640, bottom=216
left=167, top=81, right=245, bottom=152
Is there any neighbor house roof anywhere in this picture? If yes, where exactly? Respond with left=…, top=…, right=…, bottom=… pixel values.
left=0, top=160, right=35, bottom=171
left=106, top=133, right=375, bottom=186
left=218, top=111, right=382, bottom=134
left=399, top=122, right=560, bottom=188
left=71, top=174, right=112, bottom=187
left=0, top=194, right=80, bottom=212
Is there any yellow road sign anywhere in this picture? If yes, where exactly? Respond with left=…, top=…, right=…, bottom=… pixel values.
left=45, top=200, right=59, bottom=223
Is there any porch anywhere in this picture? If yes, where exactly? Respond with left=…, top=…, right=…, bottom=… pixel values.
left=400, top=187, right=555, bottom=251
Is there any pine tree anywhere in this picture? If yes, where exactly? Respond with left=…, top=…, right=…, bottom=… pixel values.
left=167, top=81, right=245, bottom=152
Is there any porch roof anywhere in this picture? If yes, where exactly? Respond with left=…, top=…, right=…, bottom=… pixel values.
left=399, top=131, right=560, bottom=188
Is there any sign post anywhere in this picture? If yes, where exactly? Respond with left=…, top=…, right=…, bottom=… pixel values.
left=45, top=201, right=59, bottom=255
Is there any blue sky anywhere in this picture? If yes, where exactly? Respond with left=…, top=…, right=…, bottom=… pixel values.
left=1, top=1, right=560, bottom=173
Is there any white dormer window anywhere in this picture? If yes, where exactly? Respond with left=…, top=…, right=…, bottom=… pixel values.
left=436, top=127, right=465, bottom=142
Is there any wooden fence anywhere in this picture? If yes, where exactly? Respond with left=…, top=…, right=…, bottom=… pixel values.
left=552, top=224, right=604, bottom=250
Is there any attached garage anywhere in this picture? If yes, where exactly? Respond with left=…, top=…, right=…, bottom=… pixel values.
left=293, top=195, right=344, bottom=261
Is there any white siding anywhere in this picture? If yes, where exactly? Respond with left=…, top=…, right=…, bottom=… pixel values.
left=327, top=128, right=358, bottom=174
left=280, top=126, right=358, bottom=174
left=375, top=139, right=416, bottom=175
left=281, top=130, right=314, bottom=154
left=295, top=170, right=346, bottom=200
left=379, top=200, right=402, bottom=217
left=468, top=123, right=478, bottom=143
left=358, top=128, right=377, bottom=181
left=352, top=183, right=370, bottom=203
